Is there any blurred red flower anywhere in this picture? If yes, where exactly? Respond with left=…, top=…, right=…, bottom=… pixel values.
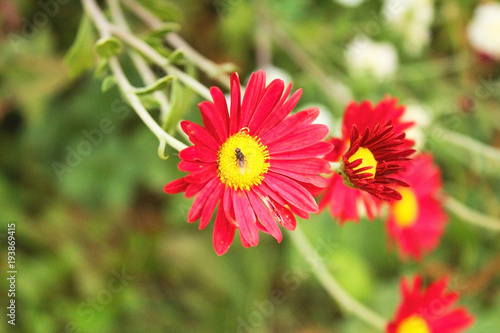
left=387, top=275, right=474, bottom=333
left=319, top=97, right=414, bottom=224
left=386, top=154, right=448, bottom=260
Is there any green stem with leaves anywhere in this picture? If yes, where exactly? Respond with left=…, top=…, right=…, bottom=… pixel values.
left=121, top=0, right=233, bottom=89
left=82, top=0, right=187, bottom=153
left=107, top=0, right=172, bottom=125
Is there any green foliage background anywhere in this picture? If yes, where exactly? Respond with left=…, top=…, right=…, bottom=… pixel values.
left=0, top=0, right=499, bottom=332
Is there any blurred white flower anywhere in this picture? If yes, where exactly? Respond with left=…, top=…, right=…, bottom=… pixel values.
left=345, top=36, right=399, bottom=81
left=382, top=0, right=434, bottom=56
left=333, top=0, right=366, bottom=8
left=467, top=2, right=500, bottom=60
left=402, top=103, right=432, bottom=151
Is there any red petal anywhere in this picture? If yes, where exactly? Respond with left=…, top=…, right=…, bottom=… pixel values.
left=247, top=189, right=282, bottom=242
left=271, top=158, right=331, bottom=175
left=164, top=178, right=188, bottom=194
left=432, top=309, right=475, bottom=331
left=229, top=72, right=242, bottom=135
left=210, top=86, right=230, bottom=125
left=187, top=178, right=220, bottom=222
left=260, top=107, right=319, bottom=145
left=240, top=71, right=266, bottom=129
left=250, top=83, right=292, bottom=134
left=222, top=186, right=237, bottom=225
left=253, top=185, right=298, bottom=229
left=269, top=168, right=329, bottom=188
left=213, top=206, right=236, bottom=255
left=199, top=182, right=224, bottom=230
left=267, top=124, right=329, bottom=154
left=264, top=173, right=319, bottom=213
left=232, top=189, right=259, bottom=247
left=272, top=141, right=333, bottom=160
left=320, top=174, right=361, bottom=225
left=178, top=160, right=213, bottom=172
left=185, top=165, right=217, bottom=184
left=273, top=200, right=297, bottom=230
left=181, top=120, right=220, bottom=152
left=256, top=87, right=302, bottom=137
left=185, top=182, right=205, bottom=198
left=244, top=79, right=284, bottom=130
left=255, top=181, right=306, bottom=219
left=199, top=101, right=228, bottom=144
left=179, top=145, right=217, bottom=162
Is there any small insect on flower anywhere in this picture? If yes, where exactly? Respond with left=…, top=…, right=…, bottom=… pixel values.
left=164, top=70, right=333, bottom=255
left=234, top=147, right=249, bottom=175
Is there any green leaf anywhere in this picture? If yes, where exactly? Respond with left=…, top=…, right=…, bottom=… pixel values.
left=168, top=49, right=184, bottom=65
left=95, top=37, right=123, bottom=59
left=94, top=58, right=109, bottom=78
left=147, top=23, right=181, bottom=38
left=163, top=79, right=193, bottom=133
left=141, top=35, right=173, bottom=58
left=139, top=94, right=161, bottom=110
left=101, top=75, right=116, bottom=92
left=64, top=14, right=96, bottom=79
left=133, top=75, right=176, bottom=95
left=139, top=0, right=183, bottom=22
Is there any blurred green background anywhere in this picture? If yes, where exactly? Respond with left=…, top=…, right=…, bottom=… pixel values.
left=1, top=0, right=499, bottom=332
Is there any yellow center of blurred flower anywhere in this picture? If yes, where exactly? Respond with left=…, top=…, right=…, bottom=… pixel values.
left=396, top=315, right=430, bottom=333
left=217, top=129, right=270, bottom=191
left=348, top=147, right=377, bottom=178
left=392, top=187, right=419, bottom=228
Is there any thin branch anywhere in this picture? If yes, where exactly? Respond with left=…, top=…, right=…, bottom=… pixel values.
left=105, top=24, right=211, bottom=100
left=108, top=0, right=172, bottom=123
left=84, top=0, right=211, bottom=99
left=435, top=127, right=500, bottom=162
left=288, top=227, right=387, bottom=331
left=82, top=0, right=188, bottom=152
left=121, top=0, right=232, bottom=89
left=108, top=58, right=187, bottom=152
left=445, top=196, right=500, bottom=231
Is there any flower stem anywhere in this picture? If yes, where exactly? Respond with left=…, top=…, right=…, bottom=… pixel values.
left=121, top=0, right=232, bottom=89
left=106, top=24, right=212, bottom=100
left=82, top=0, right=211, bottom=100
left=288, top=227, right=387, bottom=331
left=107, top=0, right=172, bottom=124
left=445, top=196, right=500, bottom=231
left=109, top=58, right=187, bottom=152
left=435, top=127, right=500, bottom=163
left=81, top=0, right=188, bottom=152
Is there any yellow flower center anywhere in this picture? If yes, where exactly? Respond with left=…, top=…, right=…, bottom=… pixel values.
left=396, top=315, right=430, bottom=333
left=392, top=187, right=419, bottom=228
left=348, top=147, right=377, bottom=178
left=217, top=129, right=270, bottom=191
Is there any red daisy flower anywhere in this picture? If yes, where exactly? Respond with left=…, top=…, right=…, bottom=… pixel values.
left=164, top=71, right=332, bottom=255
left=386, top=154, right=448, bottom=260
left=387, top=275, right=474, bottom=333
left=319, top=97, right=415, bottom=224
